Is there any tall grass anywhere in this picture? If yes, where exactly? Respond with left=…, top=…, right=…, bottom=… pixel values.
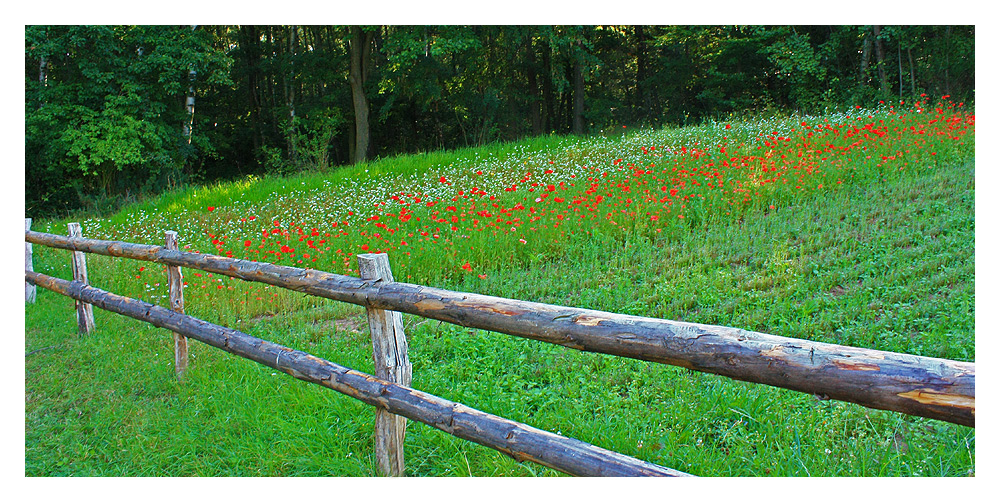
left=25, top=100, right=974, bottom=476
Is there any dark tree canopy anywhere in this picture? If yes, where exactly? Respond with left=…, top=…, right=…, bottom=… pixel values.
left=25, top=25, right=975, bottom=216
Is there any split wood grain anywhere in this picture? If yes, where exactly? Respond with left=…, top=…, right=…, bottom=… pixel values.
left=165, top=231, right=188, bottom=376
left=358, top=253, right=412, bottom=476
left=67, top=223, right=94, bottom=335
left=25, top=219, right=35, bottom=303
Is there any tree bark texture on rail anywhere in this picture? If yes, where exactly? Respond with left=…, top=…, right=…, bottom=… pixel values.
left=25, top=271, right=687, bottom=477
left=24, top=230, right=976, bottom=427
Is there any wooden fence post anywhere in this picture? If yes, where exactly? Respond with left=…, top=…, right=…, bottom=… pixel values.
left=25, top=218, right=36, bottom=303
left=166, top=231, right=189, bottom=376
left=68, top=223, right=95, bottom=335
left=358, top=253, right=412, bottom=477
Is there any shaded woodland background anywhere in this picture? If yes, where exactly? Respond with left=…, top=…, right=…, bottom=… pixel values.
left=24, top=25, right=974, bottom=216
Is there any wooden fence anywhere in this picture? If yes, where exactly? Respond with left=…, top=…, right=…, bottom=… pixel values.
left=24, top=222, right=976, bottom=476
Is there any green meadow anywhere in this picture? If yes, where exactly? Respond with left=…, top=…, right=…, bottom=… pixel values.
left=25, top=103, right=975, bottom=476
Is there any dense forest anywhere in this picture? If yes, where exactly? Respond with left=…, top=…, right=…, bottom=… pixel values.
left=24, top=25, right=974, bottom=216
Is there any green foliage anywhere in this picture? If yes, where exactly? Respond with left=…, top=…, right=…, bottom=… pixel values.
left=25, top=25, right=974, bottom=217
left=26, top=25, right=232, bottom=215
left=764, top=28, right=828, bottom=109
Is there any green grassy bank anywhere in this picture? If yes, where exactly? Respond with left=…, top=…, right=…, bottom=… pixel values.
left=25, top=102, right=975, bottom=476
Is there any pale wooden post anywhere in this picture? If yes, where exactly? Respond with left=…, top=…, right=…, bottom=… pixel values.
left=358, top=253, right=412, bottom=476
left=165, top=231, right=189, bottom=376
left=25, top=218, right=36, bottom=303
left=68, top=223, right=95, bottom=335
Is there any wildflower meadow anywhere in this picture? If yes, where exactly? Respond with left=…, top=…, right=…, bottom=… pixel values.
left=25, top=97, right=974, bottom=476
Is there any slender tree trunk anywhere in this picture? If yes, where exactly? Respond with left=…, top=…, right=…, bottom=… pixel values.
left=36, top=55, right=48, bottom=111
left=635, top=25, right=649, bottom=123
left=239, top=26, right=263, bottom=154
left=286, top=25, right=297, bottom=164
left=541, top=39, right=554, bottom=133
left=908, top=47, right=916, bottom=96
left=898, top=39, right=903, bottom=100
left=873, top=25, right=888, bottom=93
left=859, top=29, right=871, bottom=86
left=525, top=35, right=542, bottom=136
left=559, top=80, right=571, bottom=133
left=347, top=116, right=356, bottom=163
left=348, top=26, right=375, bottom=164
left=183, top=25, right=198, bottom=145
left=36, top=27, right=48, bottom=111
left=266, top=27, right=280, bottom=140
left=265, top=27, right=274, bottom=138
left=572, top=43, right=585, bottom=135
left=944, top=26, right=952, bottom=95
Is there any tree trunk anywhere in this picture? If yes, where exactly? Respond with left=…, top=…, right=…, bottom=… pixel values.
left=347, top=116, right=356, bottom=164
left=349, top=26, right=375, bottom=164
left=859, top=29, right=871, bottom=86
left=183, top=25, right=198, bottom=145
left=944, top=26, right=952, bottom=95
left=560, top=63, right=574, bottom=132
left=267, top=27, right=279, bottom=140
left=908, top=47, right=916, bottom=96
left=524, top=35, right=542, bottom=136
left=540, top=39, right=554, bottom=133
left=873, top=25, right=888, bottom=93
left=635, top=25, right=649, bottom=123
left=286, top=25, right=298, bottom=164
left=898, top=39, right=903, bottom=100
left=39, top=55, right=47, bottom=85
left=572, top=42, right=585, bottom=136
left=36, top=27, right=48, bottom=111
left=238, top=25, right=263, bottom=154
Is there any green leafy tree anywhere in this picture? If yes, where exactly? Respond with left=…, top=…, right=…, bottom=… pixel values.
left=25, top=25, right=231, bottom=214
left=25, top=25, right=974, bottom=216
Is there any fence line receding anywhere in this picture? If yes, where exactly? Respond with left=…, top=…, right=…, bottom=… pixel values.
left=25, top=229, right=975, bottom=428
left=25, top=269, right=687, bottom=477
left=25, top=223, right=976, bottom=476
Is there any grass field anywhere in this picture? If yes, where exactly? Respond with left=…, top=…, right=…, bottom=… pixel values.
left=25, top=98, right=975, bottom=476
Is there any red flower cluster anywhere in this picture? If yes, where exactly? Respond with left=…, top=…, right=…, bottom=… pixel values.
left=182, top=98, right=970, bottom=293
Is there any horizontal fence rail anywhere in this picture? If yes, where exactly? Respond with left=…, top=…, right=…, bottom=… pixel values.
left=26, top=271, right=688, bottom=477
left=25, top=230, right=975, bottom=427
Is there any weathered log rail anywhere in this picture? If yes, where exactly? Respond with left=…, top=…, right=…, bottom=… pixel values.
left=24, top=229, right=976, bottom=428
left=26, top=271, right=686, bottom=477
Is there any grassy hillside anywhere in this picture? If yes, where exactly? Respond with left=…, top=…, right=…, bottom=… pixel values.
left=25, top=98, right=975, bottom=476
